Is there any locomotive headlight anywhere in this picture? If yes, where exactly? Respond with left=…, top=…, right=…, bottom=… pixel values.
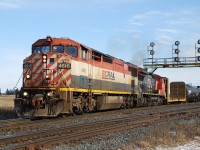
left=23, top=92, right=28, bottom=97
left=43, top=59, right=47, bottom=63
left=47, top=92, right=53, bottom=97
left=45, top=74, right=50, bottom=80
left=42, top=54, right=47, bottom=63
left=26, top=74, right=31, bottom=79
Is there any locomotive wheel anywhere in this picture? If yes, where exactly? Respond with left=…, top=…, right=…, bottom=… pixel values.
left=120, top=103, right=126, bottom=109
left=73, top=106, right=83, bottom=115
left=82, top=98, right=97, bottom=113
left=125, top=100, right=130, bottom=109
left=83, top=104, right=97, bottom=113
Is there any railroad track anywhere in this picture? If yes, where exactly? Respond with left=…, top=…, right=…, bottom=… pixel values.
left=0, top=103, right=199, bottom=150
left=0, top=103, right=196, bottom=136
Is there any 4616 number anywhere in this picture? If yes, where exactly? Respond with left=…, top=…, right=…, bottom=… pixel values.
left=58, top=63, right=71, bottom=69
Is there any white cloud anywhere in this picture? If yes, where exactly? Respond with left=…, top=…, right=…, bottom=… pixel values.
left=130, top=34, right=140, bottom=39
left=155, top=28, right=180, bottom=34
left=144, top=11, right=170, bottom=17
left=113, top=38, right=126, bottom=45
left=182, top=50, right=196, bottom=57
left=128, top=8, right=200, bottom=55
left=0, top=2, right=18, bottom=9
left=126, top=29, right=140, bottom=33
left=129, top=22, right=143, bottom=26
left=91, top=0, right=143, bottom=5
left=15, top=0, right=145, bottom=11
left=131, top=11, right=170, bottom=20
left=155, top=35, right=173, bottom=46
left=0, top=1, right=22, bottom=9
left=166, top=18, right=194, bottom=25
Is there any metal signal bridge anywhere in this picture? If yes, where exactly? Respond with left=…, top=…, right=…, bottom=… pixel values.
left=143, top=39, right=200, bottom=72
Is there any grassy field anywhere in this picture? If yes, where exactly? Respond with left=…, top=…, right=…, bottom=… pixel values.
left=0, top=95, right=16, bottom=119
left=0, top=95, right=14, bottom=108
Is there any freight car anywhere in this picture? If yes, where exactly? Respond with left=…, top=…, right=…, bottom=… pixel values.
left=14, top=36, right=168, bottom=117
left=186, top=84, right=200, bottom=102
left=169, top=82, right=200, bottom=103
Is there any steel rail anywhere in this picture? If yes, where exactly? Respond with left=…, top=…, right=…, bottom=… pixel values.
left=1, top=105, right=200, bottom=150
left=0, top=103, right=199, bottom=135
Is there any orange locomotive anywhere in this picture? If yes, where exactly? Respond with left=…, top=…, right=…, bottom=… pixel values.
left=14, top=36, right=167, bottom=117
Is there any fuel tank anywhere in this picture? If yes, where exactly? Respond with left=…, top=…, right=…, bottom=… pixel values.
left=96, top=95, right=123, bottom=110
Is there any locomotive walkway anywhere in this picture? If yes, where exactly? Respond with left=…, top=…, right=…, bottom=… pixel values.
left=0, top=103, right=200, bottom=150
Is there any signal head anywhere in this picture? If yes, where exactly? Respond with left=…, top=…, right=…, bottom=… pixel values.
left=198, top=39, right=200, bottom=44
left=150, top=50, right=155, bottom=55
left=175, top=41, right=180, bottom=46
left=175, top=49, right=180, bottom=54
left=150, top=42, right=155, bottom=47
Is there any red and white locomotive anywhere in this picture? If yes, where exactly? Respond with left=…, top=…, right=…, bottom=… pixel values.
left=14, top=36, right=167, bottom=117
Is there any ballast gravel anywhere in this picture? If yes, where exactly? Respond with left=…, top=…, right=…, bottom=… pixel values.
left=49, top=116, right=200, bottom=150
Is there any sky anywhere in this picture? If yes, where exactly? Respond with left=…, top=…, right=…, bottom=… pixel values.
left=0, top=0, right=200, bottom=92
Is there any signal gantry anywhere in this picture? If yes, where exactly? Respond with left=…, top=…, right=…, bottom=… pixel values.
left=143, top=39, right=200, bottom=72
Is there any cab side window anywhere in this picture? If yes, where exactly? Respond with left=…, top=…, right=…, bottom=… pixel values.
left=81, top=47, right=88, bottom=60
left=66, top=45, right=78, bottom=57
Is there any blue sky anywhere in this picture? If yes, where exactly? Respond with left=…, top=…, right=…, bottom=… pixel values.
left=0, top=0, right=200, bottom=92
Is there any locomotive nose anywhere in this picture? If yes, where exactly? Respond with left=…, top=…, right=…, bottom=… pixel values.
left=23, top=53, right=52, bottom=87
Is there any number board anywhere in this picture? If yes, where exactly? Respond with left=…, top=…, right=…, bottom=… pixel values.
left=23, top=63, right=32, bottom=69
left=58, top=63, right=71, bottom=69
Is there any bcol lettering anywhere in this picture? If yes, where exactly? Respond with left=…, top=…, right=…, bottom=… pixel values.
left=102, top=70, right=115, bottom=80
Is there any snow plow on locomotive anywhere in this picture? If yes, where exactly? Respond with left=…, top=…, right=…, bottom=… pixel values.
left=14, top=36, right=183, bottom=118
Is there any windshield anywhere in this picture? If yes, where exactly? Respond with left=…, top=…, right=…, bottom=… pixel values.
left=32, top=46, right=50, bottom=53
left=52, top=45, right=64, bottom=53
left=66, top=46, right=78, bottom=57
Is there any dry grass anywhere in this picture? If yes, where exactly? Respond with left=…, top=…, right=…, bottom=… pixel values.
left=0, top=95, right=16, bottom=119
left=123, top=116, right=200, bottom=150
left=0, top=95, right=14, bottom=108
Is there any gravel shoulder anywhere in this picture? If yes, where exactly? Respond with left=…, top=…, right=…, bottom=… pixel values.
left=52, top=115, right=200, bottom=150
